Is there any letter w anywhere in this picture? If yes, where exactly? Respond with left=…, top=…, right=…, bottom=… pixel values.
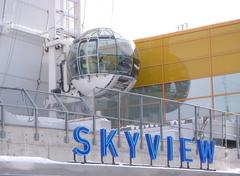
left=197, top=140, right=215, bottom=163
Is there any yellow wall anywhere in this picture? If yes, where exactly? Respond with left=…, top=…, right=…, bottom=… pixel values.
left=134, top=19, right=240, bottom=88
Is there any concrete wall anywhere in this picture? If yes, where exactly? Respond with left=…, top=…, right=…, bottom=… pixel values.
left=0, top=124, right=239, bottom=171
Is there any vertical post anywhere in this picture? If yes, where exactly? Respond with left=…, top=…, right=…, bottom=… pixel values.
left=73, top=153, right=76, bottom=162
left=194, top=106, right=198, bottom=142
left=159, top=100, right=164, bottom=151
left=112, top=156, right=115, bottom=165
left=64, top=112, right=69, bottom=143
left=209, top=109, right=213, bottom=140
left=117, top=92, right=121, bottom=148
left=53, top=93, right=69, bottom=143
left=125, top=98, right=129, bottom=122
left=92, top=115, right=96, bottom=145
left=83, top=155, right=87, bottom=163
left=23, top=89, right=39, bottom=141
left=208, top=109, right=213, bottom=170
left=221, top=112, right=224, bottom=147
left=194, top=106, right=198, bottom=154
left=34, top=108, right=39, bottom=141
left=140, top=96, right=143, bottom=149
left=224, top=113, right=228, bottom=158
left=177, top=103, right=182, bottom=168
left=0, top=105, right=5, bottom=138
left=92, top=88, right=96, bottom=145
left=236, top=115, right=240, bottom=159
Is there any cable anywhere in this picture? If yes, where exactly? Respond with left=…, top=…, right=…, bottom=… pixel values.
left=1, top=1, right=21, bottom=87
left=1, top=0, right=6, bottom=22
left=110, top=0, right=115, bottom=28
left=81, top=0, right=87, bottom=32
left=36, top=10, right=50, bottom=91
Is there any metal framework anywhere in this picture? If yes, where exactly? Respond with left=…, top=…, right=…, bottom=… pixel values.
left=0, top=86, right=239, bottom=161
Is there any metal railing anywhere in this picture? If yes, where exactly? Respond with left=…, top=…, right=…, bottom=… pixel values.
left=93, top=87, right=240, bottom=160
left=0, top=86, right=239, bottom=160
left=0, top=87, right=91, bottom=143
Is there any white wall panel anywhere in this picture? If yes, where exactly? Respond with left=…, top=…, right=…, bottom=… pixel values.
left=1, top=75, right=37, bottom=90
left=8, top=38, right=43, bottom=80
left=0, top=35, right=12, bottom=72
left=3, top=0, right=48, bottom=31
left=0, top=0, right=61, bottom=91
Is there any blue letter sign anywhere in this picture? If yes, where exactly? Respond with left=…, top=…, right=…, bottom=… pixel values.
left=197, top=140, right=215, bottom=163
left=72, top=126, right=91, bottom=156
left=124, top=131, right=140, bottom=159
left=145, top=134, right=161, bottom=160
left=72, top=126, right=216, bottom=168
left=100, top=129, right=119, bottom=158
left=180, top=138, right=193, bottom=162
left=167, top=136, right=174, bottom=161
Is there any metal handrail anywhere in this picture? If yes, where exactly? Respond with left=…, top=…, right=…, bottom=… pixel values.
left=93, top=86, right=240, bottom=159
left=95, top=87, right=240, bottom=117
left=0, top=86, right=239, bottom=160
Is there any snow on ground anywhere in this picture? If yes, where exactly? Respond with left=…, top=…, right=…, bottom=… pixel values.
left=0, top=156, right=239, bottom=175
left=0, top=156, right=60, bottom=163
left=3, top=110, right=111, bottom=130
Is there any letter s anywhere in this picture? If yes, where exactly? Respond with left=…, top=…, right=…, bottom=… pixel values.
left=73, top=126, right=91, bottom=156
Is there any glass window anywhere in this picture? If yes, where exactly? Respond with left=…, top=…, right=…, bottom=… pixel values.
left=131, top=84, right=163, bottom=98
left=88, top=56, right=98, bottom=73
left=164, top=78, right=211, bottom=100
left=184, top=97, right=212, bottom=109
left=87, top=39, right=97, bottom=55
left=214, top=94, right=240, bottom=113
left=68, top=59, right=79, bottom=77
left=99, top=39, right=116, bottom=55
left=187, top=77, right=211, bottom=98
left=79, top=41, right=87, bottom=56
left=68, top=42, right=78, bottom=61
left=79, top=41, right=88, bottom=75
left=117, top=39, right=133, bottom=56
left=67, top=28, right=139, bottom=79
left=79, top=56, right=87, bottom=74
left=99, top=28, right=114, bottom=37
left=117, top=55, right=132, bottom=75
left=99, top=55, right=117, bottom=73
left=164, top=80, right=190, bottom=100
left=213, top=73, right=240, bottom=94
left=68, top=43, right=79, bottom=77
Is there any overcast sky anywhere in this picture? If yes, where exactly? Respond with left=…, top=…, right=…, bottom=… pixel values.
left=81, top=0, right=240, bottom=40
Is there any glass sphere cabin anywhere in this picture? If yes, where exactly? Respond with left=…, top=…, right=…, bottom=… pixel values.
left=67, top=28, right=140, bottom=96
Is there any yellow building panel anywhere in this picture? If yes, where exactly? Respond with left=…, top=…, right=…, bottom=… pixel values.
left=138, top=47, right=163, bottom=68
left=151, top=66, right=163, bottom=83
left=212, top=52, right=240, bottom=76
left=211, top=32, right=240, bottom=55
left=135, top=66, right=163, bottom=87
left=211, top=22, right=240, bottom=36
left=136, top=39, right=162, bottom=49
left=136, top=41, right=152, bottom=49
left=134, top=19, right=240, bottom=87
left=164, top=58, right=210, bottom=83
left=135, top=68, right=152, bottom=87
left=163, top=38, right=210, bottom=64
left=163, top=30, right=209, bottom=45
left=148, top=39, right=162, bottom=48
